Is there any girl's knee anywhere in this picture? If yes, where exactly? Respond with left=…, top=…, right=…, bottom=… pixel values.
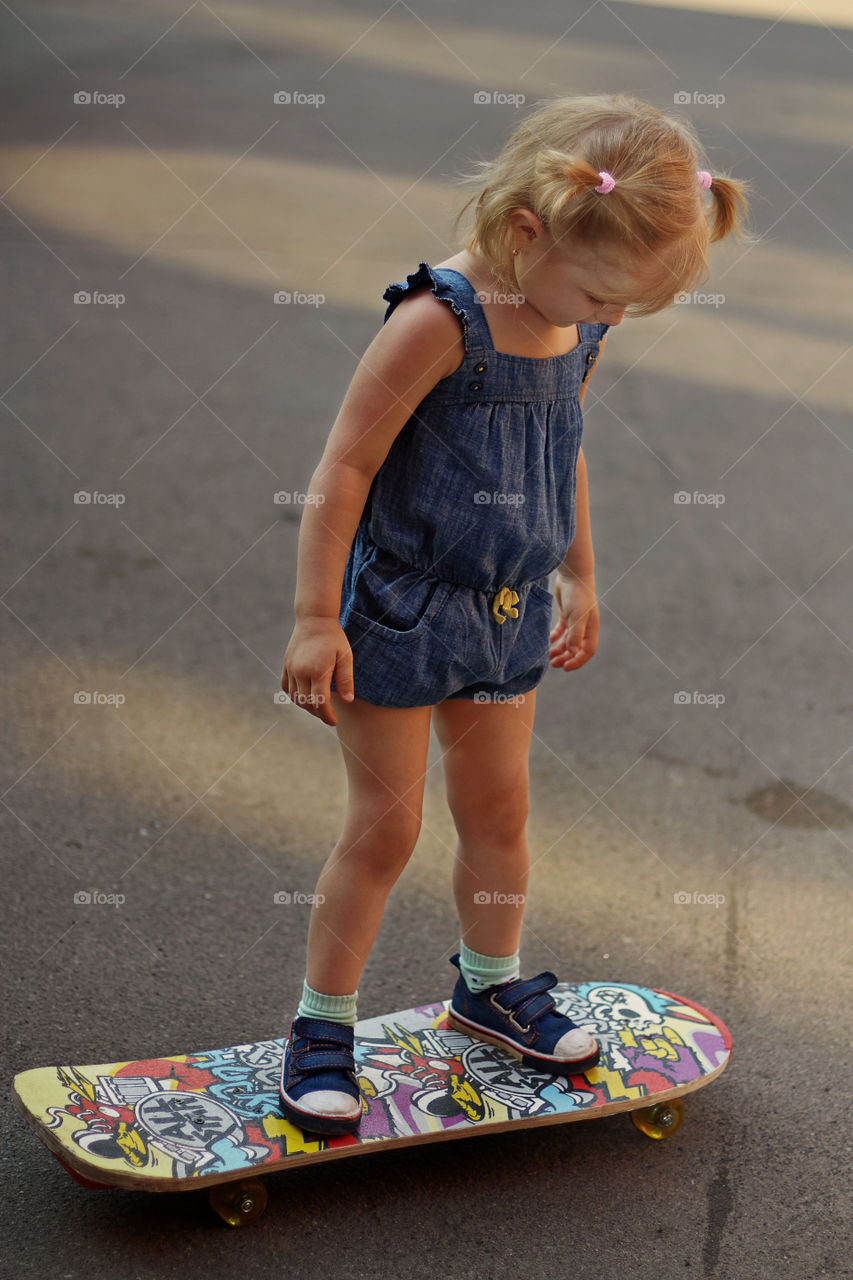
left=343, top=801, right=422, bottom=877
left=450, top=778, right=529, bottom=849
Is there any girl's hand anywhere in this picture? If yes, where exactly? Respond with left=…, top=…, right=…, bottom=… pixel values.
left=281, top=618, right=354, bottom=727
left=548, top=573, right=599, bottom=671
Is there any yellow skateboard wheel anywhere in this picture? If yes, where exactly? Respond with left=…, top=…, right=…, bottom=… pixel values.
left=208, top=1178, right=268, bottom=1226
left=631, top=1099, right=685, bottom=1140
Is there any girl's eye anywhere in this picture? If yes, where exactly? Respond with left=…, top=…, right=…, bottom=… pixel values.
left=587, top=293, right=604, bottom=306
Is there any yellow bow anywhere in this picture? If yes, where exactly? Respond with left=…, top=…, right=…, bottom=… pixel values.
left=491, top=586, right=519, bottom=624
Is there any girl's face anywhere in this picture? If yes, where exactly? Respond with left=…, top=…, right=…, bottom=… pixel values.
left=510, top=220, right=662, bottom=328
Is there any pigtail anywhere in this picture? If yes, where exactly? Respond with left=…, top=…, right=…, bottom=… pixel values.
left=703, top=173, right=754, bottom=245
left=535, top=148, right=612, bottom=208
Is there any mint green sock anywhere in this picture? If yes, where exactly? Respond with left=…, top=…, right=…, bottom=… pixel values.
left=297, top=980, right=358, bottom=1026
left=459, top=941, right=520, bottom=993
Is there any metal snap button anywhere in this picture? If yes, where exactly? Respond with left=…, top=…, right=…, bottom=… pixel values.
left=469, top=382, right=482, bottom=391
left=475, top=362, right=487, bottom=373
left=586, top=352, right=596, bottom=365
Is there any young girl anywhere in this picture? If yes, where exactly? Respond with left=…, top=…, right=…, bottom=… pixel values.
left=278, top=93, right=751, bottom=1135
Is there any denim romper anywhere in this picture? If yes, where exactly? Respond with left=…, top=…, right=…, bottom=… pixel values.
left=329, top=262, right=610, bottom=708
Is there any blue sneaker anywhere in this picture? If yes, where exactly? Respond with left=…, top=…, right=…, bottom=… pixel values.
left=447, top=953, right=600, bottom=1075
left=279, top=1016, right=363, bottom=1136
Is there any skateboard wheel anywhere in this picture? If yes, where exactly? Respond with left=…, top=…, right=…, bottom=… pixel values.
left=51, top=1151, right=112, bottom=1189
left=208, top=1178, right=268, bottom=1226
left=631, top=1099, right=685, bottom=1140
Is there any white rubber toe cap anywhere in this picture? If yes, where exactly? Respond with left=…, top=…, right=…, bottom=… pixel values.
left=295, top=1089, right=361, bottom=1119
left=555, top=1028, right=598, bottom=1061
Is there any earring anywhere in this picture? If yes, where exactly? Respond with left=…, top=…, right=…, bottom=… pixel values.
left=512, top=248, right=520, bottom=256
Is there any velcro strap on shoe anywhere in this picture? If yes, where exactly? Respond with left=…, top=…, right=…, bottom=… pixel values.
left=293, top=1017, right=353, bottom=1046
left=492, top=971, right=558, bottom=1024
left=510, top=991, right=557, bottom=1024
left=290, top=1017, right=356, bottom=1078
left=294, top=1047, right=356, bottom=1074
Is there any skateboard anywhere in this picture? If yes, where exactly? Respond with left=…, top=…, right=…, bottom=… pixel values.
left=14, top=981, right=731, bottom=1226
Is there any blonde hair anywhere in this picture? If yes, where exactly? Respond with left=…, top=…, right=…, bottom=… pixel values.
left=451, top=93, right=756, bottom=317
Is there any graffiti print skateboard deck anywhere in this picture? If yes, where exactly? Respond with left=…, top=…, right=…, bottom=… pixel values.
left=14, top=981, right=732, bottom=1225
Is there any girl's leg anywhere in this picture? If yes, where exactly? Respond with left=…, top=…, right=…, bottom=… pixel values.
left=428, top=690, right=600, bottom=1072
left=431, top=691, right=536, bottom=958
left=303, top=692, right=433, bottom=996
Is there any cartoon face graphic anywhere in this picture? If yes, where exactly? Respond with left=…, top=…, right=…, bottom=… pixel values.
left=583, top=986, right=659, bottom=1031
left=135, top=1092, right=242, bottom=1149
left=462, top=1042, right=564, bottom=1101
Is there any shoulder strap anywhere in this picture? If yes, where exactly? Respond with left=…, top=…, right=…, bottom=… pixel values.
left=578, top=321, right=610, bottom=345
left=431, top=268, right=495, bottom=354
left=381, top=262, right=493, bottom=355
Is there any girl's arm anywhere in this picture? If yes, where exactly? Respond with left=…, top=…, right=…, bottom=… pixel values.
left=556, top=329, right=608, bottom=583
left=550, top=448, right=598, bottom=670
left=556, top=445, right=594, bottom=583
left=282, top=288, right=465, bottom=724
left=550, top=332, right=609, bottom=670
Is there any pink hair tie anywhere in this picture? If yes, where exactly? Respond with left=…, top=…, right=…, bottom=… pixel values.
left=697, top=170, right=713, bottom=189
left=594, top=170, right=616, bottom=194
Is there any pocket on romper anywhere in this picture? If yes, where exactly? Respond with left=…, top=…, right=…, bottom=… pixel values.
left=526, top=578, right=556, bottom=626
left=527, top=579, right=555, bottom=609
left=522, top=579, right=556, bottom=654
left=347, top=561, right=452, bottom=642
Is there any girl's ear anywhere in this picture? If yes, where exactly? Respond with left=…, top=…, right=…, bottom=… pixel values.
left=508, top=206, right=545, bottom=243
